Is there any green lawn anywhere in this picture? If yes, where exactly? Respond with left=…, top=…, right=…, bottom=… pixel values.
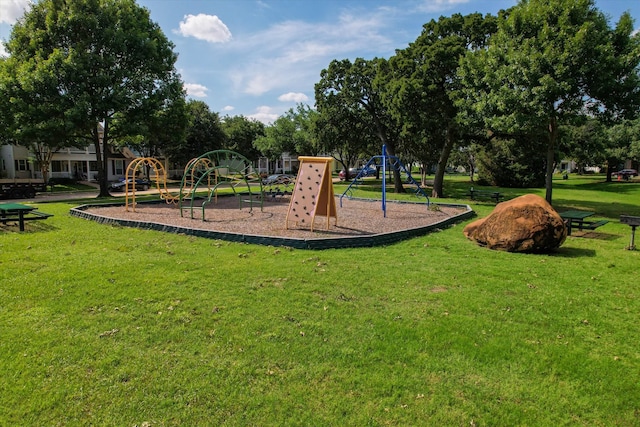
left=1, top=174, right=639, bottom=425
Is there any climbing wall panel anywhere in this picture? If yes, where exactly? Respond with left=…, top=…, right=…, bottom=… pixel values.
left=285, top=157, right=336, bottom=231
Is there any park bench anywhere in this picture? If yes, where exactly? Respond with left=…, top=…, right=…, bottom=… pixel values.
left=466, top=188, right=502, bottom=203
left=578, top=219, right=609, bottom=231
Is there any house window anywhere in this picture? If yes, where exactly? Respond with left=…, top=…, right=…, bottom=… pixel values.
left=15, top=159, right=30, bottom=171
left=51, top=161, right=69, bottom=173
left=112, top=160, right=124, bottom=175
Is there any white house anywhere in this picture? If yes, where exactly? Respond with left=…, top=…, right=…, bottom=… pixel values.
left=0, top=144, right=33, bottom=179
left=1, top=139, right=136, bottom=182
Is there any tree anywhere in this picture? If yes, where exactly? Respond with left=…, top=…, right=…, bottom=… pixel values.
left=626, top=119, right=640, bottom=161
left=254, top=104, right=322, bottom=165
left=4, top=0, right=184, bottom=196
left=314, top=101, right=377, bottom=179
left=220, top=115, right=264, bottom=161
left=0, top=49, right=79, bottom=182
left=117, top=80, right=188, bottom=161
left=254, top=115, right=297, bottom=164
left=605, top=119, right=640, bottom=180
left=387, top=13, right=498, bottom=197
left=162, top=100, right=225, bottom=167
left=458, top=0, right=640, bottom=203
left=561, top=118, right=608, bottom=175
left=476, top=134, right=547, bottom=187
left=315, top=58, right=405, bottom=192
left=286, top=104, right=323, bottom=157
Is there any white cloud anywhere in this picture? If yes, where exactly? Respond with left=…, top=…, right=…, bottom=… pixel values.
left=0, top=0, right=31, bottom=24
left=184, top=83, right=209, bottom=98
left=176, top=14, right=232, bottom=43
left=228, top=9, right=394, bottom=97
left=0, top=41, right=8, bottom=57
left=223, top=105, right=235, bottom=111
left=248, top=106, right=279, bottom=124
left=417, top=0, right=470, bottom=13
left=278, top=92, right=308, bottom=103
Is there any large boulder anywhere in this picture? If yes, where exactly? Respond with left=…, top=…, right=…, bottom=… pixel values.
left=464, top=194, right=566, bottom=252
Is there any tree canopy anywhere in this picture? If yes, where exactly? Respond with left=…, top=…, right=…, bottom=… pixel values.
left=162, top=100, right=225, bottom=167
left=2, top=0, right=184, bottom=196
left=387, top=12, right=498, bottom=197
left=221, top=115, right=265, bottom=162
left=458, top=0, right=640, bottom=203
left=315, top=58, right=405, bottom=192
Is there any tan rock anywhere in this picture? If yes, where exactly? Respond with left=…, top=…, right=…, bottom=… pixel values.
left=464, top=194, right=566, bottom=252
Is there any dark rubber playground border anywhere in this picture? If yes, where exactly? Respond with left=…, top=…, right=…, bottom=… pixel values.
left=70, top=199, right=475, bottom=250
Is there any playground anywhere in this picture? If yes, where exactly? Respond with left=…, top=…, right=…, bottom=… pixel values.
left=77, top=196, right=469, bottom=247
left=74, top=149, right=471, bottom=248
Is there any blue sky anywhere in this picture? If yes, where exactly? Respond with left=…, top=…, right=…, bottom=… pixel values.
left=1, top=0, right=639, bottom=123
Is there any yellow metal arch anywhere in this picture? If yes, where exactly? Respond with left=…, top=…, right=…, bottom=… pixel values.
left=124, top=157, right=181, bottom=211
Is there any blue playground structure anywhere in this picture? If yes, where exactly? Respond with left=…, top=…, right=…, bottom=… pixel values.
left=339, top=145, right=430, bottom=217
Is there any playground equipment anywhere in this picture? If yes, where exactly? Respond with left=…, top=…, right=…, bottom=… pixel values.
left=340, top=145, right=430, bottom=217
left=124, top=151, right=262, bottom=219
left=124, top=157, right=182, bottom=211
left=179, top=150, right=263, bottom=221
left=286, top=157, right=337, bottom=231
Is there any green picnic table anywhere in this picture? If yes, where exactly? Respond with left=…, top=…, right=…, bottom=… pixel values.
left=0, top=203, right=53, bottom=231
left=559, top=210, right=608, bottom=235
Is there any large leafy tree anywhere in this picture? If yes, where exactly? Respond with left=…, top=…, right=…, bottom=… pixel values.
left=561, top=118, right=608, bottom=175
left=220, top=115, right=264, bottom=161
left=4, top=0, right=184, bottom=196
left=286, top=104, right=323, bottom=157
left=625, top=119, right=640, bottom=162
left=315, top=58, right=405, bottom=192
left=387, top=12, right=498, bottom=197
left=254, top=115, right=298, bottom=163
left=116, top=80, right=188, bottom=160
left=162, top=100, right=225, bottom=167
left=476, top=134, right=547, bottom=187
left=606, top=119, right=640, bottom=179
left=314, top=101, right=377, bottom=179
left=459, top=0, right=640, bottom=203
left=253, top=104, right=321, bottom=166
left=0, top=55, right=78, bottom=182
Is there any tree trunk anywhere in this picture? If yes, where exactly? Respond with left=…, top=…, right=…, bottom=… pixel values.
left=545, top=117, right=558, bottom=205
left=432, top=125, right=455, bottom=198
left=605, top=158, right=615, bottom=182
left=369, top=111, right=405, bottom=193
left=383, top=143, right=406, bottom=193
left=93, top=122, right=110, bottom=197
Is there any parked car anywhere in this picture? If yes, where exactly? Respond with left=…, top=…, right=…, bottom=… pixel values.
left=613, top=169, right=638, bottom=180
left=339, top=167, right=377, bottom=180
left=262, top=174, right=295, bottom=186
left=110, top=178, right=151, bottom=191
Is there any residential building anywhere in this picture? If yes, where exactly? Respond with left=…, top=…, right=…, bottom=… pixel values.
left=1, top=140, right=135, bottom=183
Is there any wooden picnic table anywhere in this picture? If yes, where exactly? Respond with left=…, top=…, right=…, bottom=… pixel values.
left=0, top=202, right=52, bottom=231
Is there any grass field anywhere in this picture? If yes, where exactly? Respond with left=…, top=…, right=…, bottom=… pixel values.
left=1, top=174, right=639, bottom=426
